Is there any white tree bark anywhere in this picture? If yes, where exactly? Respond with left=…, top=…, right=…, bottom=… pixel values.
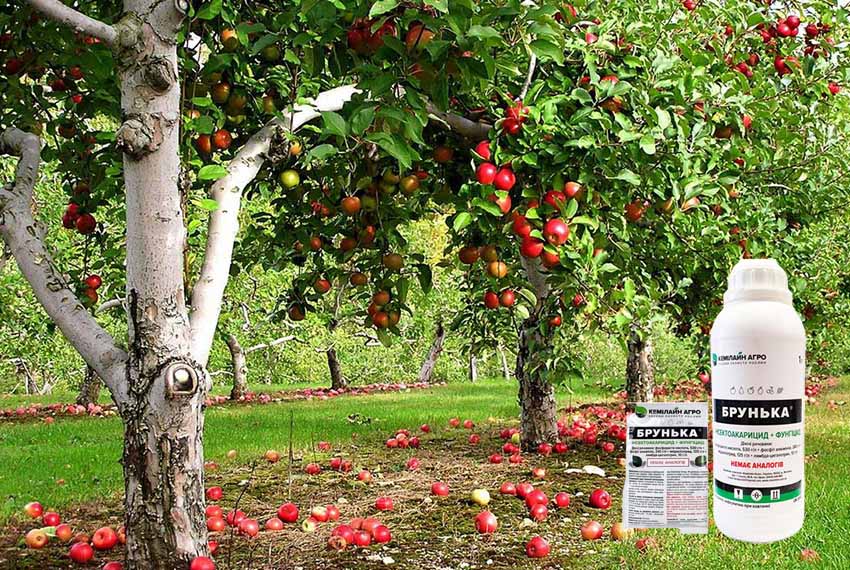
left=26, top=0, right=118, bottom=45
left=0, top=128, right=128, bottom=400
left=189, top=86, right=361, bottom=366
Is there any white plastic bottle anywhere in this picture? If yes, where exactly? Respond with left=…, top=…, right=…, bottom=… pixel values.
left=710, top=259, right=805, bottom=543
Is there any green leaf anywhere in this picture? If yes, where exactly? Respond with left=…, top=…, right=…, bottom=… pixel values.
left=376, top=328, right=393, bottom=347
left=416, top=264, right=433, bottom=294
left=197, top=165, right=228, bottom=181
left=369, top=0, right=399, bottom=17
left=322, top=112, right=348, bottom=137
left=366, top=133, right=419, bottom=169
left=195, top=198, right=220, bottom=211
left=350, top=106, right=376, bottom=135
left=614, top=169, right=641, bottom=185
left=655, top=107, right=671, bottom=130
left=530, top=39, right=564, bottom=65
left=305, top=144, right=337, bottom=161
left=640, top=135, right=657, bottom=155
left=467, top=25, right=502, bottom=41
left=514, top=305, right=530, bottom=320
left=453, top=212, right=472, bottom=232
left=473, top=197, right=504, bottom=217
left=196, top=0, right=222, bottom=20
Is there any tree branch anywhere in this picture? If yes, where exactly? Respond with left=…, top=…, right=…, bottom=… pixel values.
left=190, top=86, right=494, bottom=365
left=518, top=53, right=537, bottom=101
left=27, top=0, right=118, bottom=45
left=425, top=101, right=492, bottom=140
left=0, top=128, right=128, bottom=402
left=189, top=86, right=362, bottom=365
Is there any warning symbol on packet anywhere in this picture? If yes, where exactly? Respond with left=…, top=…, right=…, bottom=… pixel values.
left=734, top=488, right=744, bottom=500
left=623, top=402, right=709, bottom=535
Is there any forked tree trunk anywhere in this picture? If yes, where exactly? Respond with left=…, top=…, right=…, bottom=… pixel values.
left=115, top=4, right=209, bottom=567
left=418, top=321, right=445, bottom=383
left=516, top=257, right=558, bottom=451
left=327, top=347, right=347, bottom=390
left=227, top=334, right=248, bottom=400
left=76, top=366, right=102, bottom=406
left=468, top=353, right=478, bottom=383
left=626, top=326, right=655, bottom=404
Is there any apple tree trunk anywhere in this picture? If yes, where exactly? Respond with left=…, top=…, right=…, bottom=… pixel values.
left=626, top=326, right=655, bottom=404
left=76, top=365, right=102, bottom=407
left=468, top=352, right=478, bottom=383
left=327, top=346, right=347, bottom=390
left=417, top=321, right=445, bottom=384
left=516, top=317, right=559, bottom=451
left=515, top=257, right=558, bottom=451
left=227, top=334, right=248, bottom=400
left=116, top=3, right=209, bottom=567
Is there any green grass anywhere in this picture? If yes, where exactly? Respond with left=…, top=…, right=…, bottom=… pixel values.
left=612, top=380, right=850, bottom=569
left=0, top=378, right=603, bottom=524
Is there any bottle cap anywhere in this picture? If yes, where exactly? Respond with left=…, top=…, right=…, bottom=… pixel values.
left=724, top=258, right=793, bottom=305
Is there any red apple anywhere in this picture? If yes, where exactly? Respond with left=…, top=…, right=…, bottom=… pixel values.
left=69, top=542, right=94, bottom=564
left=265, top=517, right=284, bottom=531
left=92, top=526, right=118, bottom=550
left=530, top=503, right=548, bottom=521
left=516, top=482, right=534, bottom=499
left=205, top=486, right=223, bottom=501
left=190, top=557, right=216, bottom=570
left=493, top=167, right=516, bottom=191
left=499, top=482, right=517, bottom=495
left=488, top=453, right=503, bottom=464
left=55, top=524, right=73, bottom=542
left=225, top=509, right=246, bottom=526
left=474, top=140, right=491, bottom=160
left=207, top=516, right=226, bottom=532
left=353, top=530, right=372, bottom=547
left=277, top=502, right=299, bottom=523
left=305, top=463, right=321, bottom=475
left=553, top=492, right=571, bottom=508
left=24, top=501, right=44, bottom=519
left=526, top=536, right=550, bottom=558
left=43, top=512, right=61, bottom=526
left=311, top=506, right=329, bottom=523
left=103, top=562, right=124, bottom=570
left=589, top=488, right=612, bottom=509
left=357, top=469, right=372, bottom=483
left=326, top=505, right=340, bottom=522
left=372, top=524, right=391, bottom=543
left=581, top=520, right=604, bottom=540
left=543, top=218, right=570, bottom=245
left=525, top=489, right=548, bottom=508
left=431, top=482, right=450, bottom=496
left=375, top=497, right=394, bottom=511
left=474, top=510, right=498, bottom=533
left=238, top=518, right=260, bottom=537
left=476, top=162, right=498, bottom=185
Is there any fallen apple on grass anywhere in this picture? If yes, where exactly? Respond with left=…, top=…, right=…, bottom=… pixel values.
left=375, top=497, right=394, bottom=511
left=55, top=523, right=73, bottom=542
left=589, top=488, right=612, bottom=509
left=68, top=542, right=94, bottom=564
left=581, top=520, right=604, bottom=540
left=190, top=556, right=216, bottom=570
left=265, top=517, right=284, bottom=531
left=92, top=526, right=118, bottom=550
left=526, top=536, right=550, bottom=558
left=205, top=486, right=223, bottom=501
left=471, top=488, right=491, bottom=506
left=611, top=521, right=633, bottom=540
left=553, top=492, right=570, bottom=508
left=474, top=510, right=498, bottom=534
left=24, top=501, right=43, bottom=519
left=277, top=502, right=299, bottom=523
left=431, top=482, right=450, bottom=496
left=43, top=511, right=61, bottom=526
left=25, top=529, right=48, bottom=549
left=499, top=482, right=517, bottom=495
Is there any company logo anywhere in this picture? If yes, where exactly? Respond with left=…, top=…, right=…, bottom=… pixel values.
left=713, top=351, right=767, bottom=366
left=635, top=406, right=648, bottom=418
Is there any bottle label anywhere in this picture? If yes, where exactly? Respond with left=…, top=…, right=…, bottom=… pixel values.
left=710, top=340, right=805, bottom=510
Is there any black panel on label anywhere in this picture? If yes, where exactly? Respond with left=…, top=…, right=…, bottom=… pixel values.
left=713, top=399, right=802, bottom=426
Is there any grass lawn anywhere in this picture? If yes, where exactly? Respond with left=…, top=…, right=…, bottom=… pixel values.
left=1, top=377, right=847, bottom=569
left=0, top=378, right=604, bottom=525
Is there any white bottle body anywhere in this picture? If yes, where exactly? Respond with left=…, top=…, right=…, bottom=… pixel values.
left=710, top=300, right=805, bottom=543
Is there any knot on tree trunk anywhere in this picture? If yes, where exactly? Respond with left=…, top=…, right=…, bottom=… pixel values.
left=117, top=113, right=175, bottom=159
left=112, top=13, right=144, bottom=62
left=143, top=57, right=177, bottom=93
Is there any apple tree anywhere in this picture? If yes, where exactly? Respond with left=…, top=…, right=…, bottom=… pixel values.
left=0, top=0, right=495, bottom=566
left=442, top=0, right=848, bottom=447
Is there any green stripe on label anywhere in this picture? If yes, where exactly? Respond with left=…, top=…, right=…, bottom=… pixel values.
left=715, top=483, right=801, bottom=504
